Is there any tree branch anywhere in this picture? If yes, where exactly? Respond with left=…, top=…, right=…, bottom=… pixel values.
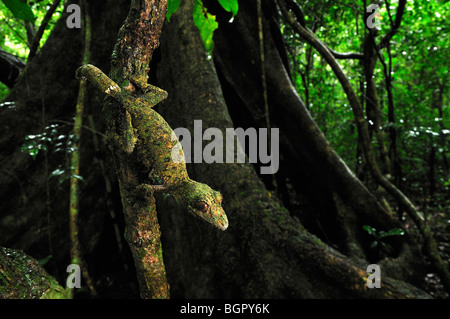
left=105, top=0, right=170, bottom=299
left=329, top=48, right=364, bottom=60
left=377, top=0, right=406, bottom=50
left=28, top=0, right=62, bottom=61
left=284, top=0, right=364, bottom=61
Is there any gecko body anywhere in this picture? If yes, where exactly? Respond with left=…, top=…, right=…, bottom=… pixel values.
left=76, top=64, right=228, bottom=231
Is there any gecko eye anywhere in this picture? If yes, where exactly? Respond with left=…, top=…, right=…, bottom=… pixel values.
left=195, top=201, right=209, bottom=212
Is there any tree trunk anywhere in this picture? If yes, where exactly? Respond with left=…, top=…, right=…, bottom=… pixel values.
left=154, top=0, right=430, bottom=298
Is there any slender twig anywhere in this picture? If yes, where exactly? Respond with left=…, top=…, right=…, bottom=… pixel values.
left=383, top=0, right=395, bottom=27
left=68, top=0, right=96, bottom=298
left=257, top=0, right=276, bottom=187
left=28, top=0, right=62, bottom=61
left=377, top=0, right=406, bottom=50
left=284, top=0, right=364, bottom=60
left=328, top=48, right=364, bottom=60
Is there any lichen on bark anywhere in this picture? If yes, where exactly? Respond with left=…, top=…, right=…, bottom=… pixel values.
left=0, top=247, right=68, bottom=299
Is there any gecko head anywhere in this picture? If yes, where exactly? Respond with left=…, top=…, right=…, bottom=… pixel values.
left=177, top=180, right=229, bottom=231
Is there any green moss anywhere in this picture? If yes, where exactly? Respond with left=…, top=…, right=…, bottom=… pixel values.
left=0, top=247, right=67, bottom=299
left=40, top=278, right=70, bottom=299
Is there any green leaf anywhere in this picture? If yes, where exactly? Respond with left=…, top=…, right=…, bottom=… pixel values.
left=193, top=0, right=219, bottom=52
left=166, top=0, right=180, bottom=21
left=70, top=174, right=84, bottom=182
left=378, top=228, right=405, bottom=238
left=49, top=168, right=65, bottom=179
left=21, top=140, right=41, bottom=159
left=38, top=255, right=53, bottom=266
left=29, top=148, right=39, bottom=160
left=1, top=0, right=35, bottom=21
left=362, top=225, right=377, bottom=236
left=38, top=144, right=47, bottom=151
left=217, top=0, right=238, bottom=17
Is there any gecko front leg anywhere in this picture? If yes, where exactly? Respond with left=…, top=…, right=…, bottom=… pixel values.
left=114, top=108, right=138, bottom=154
left=129, top=75, right=168, bottom=108
left=107, top=76, right=167, bottom=154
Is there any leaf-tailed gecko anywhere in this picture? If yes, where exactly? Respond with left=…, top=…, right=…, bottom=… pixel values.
left=76, top=64, right=228, bottom=231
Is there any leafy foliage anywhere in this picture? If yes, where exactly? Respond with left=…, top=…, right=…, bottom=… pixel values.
left=363, top=225, right=405, bottom=249
left=20, top=123, right=84, bottom=183
left=282, top=0, right=449, bottom=215
left=167, top=0, right=239, bottom=53
left=217, top=0, right=238, bottom=17
left=1, top=0, right=35, bottom=21
left=362, top=224, right=405, bottom=260
left=193, top=0, right=219, bottom=53
left=0, top=0, right=64, bottom=99
left=165, top=0, right=180, bottom=21
left=0, top=0, right=64, bottom=58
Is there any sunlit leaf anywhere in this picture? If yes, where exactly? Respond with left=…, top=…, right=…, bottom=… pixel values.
left=193, top=0, right=218, bottom=52
left=166, top=0, right=180, bottom=21
left=1, top=0, right=35, bottom=21
left=217, top=0, right=238, bottom=17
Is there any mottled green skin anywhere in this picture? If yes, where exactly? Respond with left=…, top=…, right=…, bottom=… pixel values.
left=76, top=64, right=228, bottom=230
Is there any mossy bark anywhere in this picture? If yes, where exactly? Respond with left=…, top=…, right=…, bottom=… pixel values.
left=103, top=0, right=170, bottom=299
left=120, top=181, right=168, bottom=299
left=0, top=247, right=68, bottom=299
left=0, top=0, right=436, bottom=299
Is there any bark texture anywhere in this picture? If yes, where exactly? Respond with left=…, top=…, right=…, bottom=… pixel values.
left=0, top=247, right=67, bottom=299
